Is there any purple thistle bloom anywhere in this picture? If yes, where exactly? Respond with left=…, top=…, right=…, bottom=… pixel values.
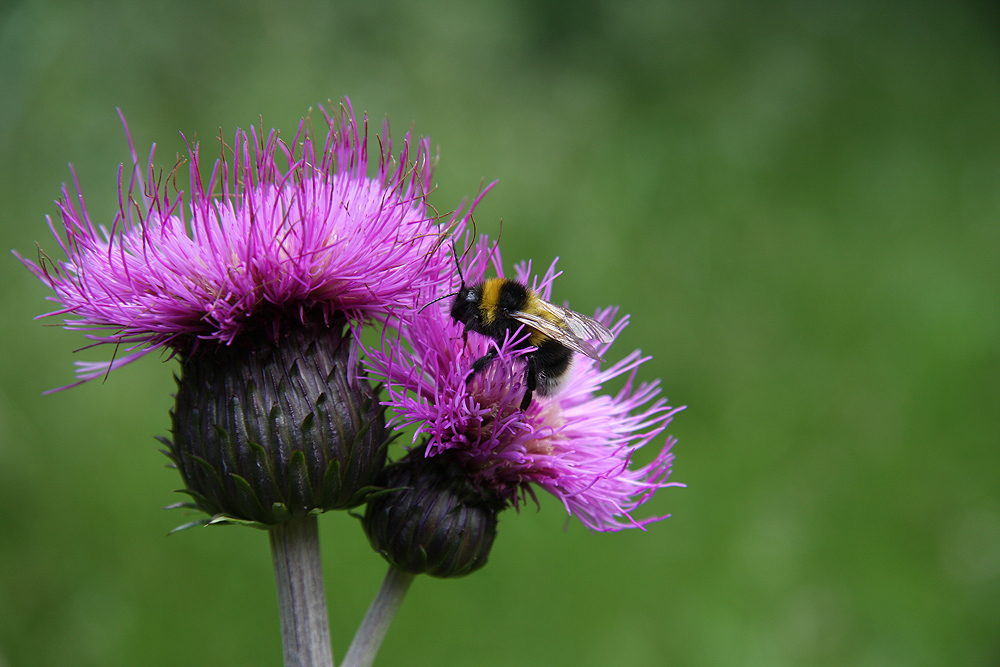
left=17, top=101, right=493, bottom=525
left=365, top=238, right=684, bottom=533
left=17, top=100, right=468, bottom=387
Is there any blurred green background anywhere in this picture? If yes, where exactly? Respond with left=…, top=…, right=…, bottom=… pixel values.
left=1, top=1, right=998, bottom=665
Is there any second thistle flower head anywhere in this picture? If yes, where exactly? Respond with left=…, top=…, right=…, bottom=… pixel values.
left=19, top=101, right=483, bottom=525
left=363, top=238, right=684, bottom=575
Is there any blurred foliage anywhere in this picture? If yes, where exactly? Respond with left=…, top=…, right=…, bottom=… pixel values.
left=1, top=1, right=999, bottom=666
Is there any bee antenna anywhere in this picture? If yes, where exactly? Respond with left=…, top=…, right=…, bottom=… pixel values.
left=465, top=215, right=478, bottom=264
left=418, top=290, right=458, bottom=314
left=451, top=242, right=467, bottom=289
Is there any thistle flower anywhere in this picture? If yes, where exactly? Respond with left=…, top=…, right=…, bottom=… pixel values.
left=18, top=101, right=483, bottom=525
left=19, top=101, right=454, bottom=384
left=362, top=238, right=684, bottom=575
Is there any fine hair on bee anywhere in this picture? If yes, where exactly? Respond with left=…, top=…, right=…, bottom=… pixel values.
left=449, top=243, right=615, bottom=410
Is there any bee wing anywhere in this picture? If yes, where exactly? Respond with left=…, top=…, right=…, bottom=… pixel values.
left=511, top=300, right=615, bottom=362
left=545, top=303, right=616, bottom=344
left=510, top=311, right=604, bottom=361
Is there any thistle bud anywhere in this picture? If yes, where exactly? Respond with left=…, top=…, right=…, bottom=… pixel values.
left=161, top=321, right=388, bottom=525
left=363, top=450, right=504, bottom=578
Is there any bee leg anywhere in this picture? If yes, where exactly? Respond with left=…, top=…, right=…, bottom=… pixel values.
left=520, top=357, right=538, bottom=410
left=467, top=350, right=498, bottom=383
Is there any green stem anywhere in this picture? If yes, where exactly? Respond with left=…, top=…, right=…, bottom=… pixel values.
left=269, top=515, right=335, bottom=667
left=342, top=566, right=415, bottom=667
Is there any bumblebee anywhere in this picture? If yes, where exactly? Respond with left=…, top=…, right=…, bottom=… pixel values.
left=451, top=277, right=614, bottom=410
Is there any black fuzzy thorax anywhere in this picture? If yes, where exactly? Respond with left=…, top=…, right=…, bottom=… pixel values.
left=451, top=278, right=529, bottom=339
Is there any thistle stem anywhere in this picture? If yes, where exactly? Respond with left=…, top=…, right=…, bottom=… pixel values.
left=342, top=566, right=415, bottom=667
left=269, top=515, right=335, bottom=667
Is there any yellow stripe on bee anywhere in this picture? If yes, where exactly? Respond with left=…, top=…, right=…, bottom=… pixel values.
left=479, top=278, right=504, bottom=325
left=524, top=291, right=564, bottom=345
left=526, top=292, right=560, bottom=323
left=529, top=331, right=547, bottom=345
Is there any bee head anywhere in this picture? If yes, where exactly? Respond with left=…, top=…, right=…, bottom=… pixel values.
left=450, top=286, right=480, bottom=326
